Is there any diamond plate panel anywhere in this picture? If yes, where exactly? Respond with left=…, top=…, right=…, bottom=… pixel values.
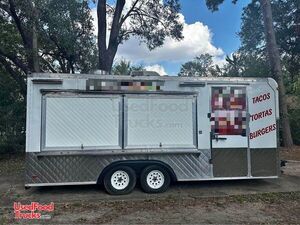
left=25, top=151, right=212, bottom=184
left=25, top=153, right=146, bottom=184
left=149, top=150, right=212, bottom=180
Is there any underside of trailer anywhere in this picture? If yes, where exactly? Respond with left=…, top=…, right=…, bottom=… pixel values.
left=25, top=73, right=280, bottom=194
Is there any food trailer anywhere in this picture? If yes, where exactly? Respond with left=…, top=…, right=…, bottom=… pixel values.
left=25, top=73, right=279, bottom=194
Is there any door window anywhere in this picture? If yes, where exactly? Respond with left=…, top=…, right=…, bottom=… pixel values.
left=211, top=87, right=247, bottom=136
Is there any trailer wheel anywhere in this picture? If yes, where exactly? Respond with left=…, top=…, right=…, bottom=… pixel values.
left=103, top=166, right=136, bottom=195
left=140, top=165, right=170, bottom=193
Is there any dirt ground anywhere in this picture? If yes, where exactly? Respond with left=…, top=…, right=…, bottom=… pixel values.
left=1, top=192, right=300, bottom=224
left=280, top=146, right=300, bottom=161
left=0, top=148, right=300, bottom=224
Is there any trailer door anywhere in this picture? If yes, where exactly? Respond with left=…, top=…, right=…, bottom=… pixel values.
left=210, top=86, right=248, bottom=177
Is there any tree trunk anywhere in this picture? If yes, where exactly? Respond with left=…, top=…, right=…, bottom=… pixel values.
left=32, top=21, right=40, bottom=72
left=260, top=0, right=293, bottom=147
left=97, top=0, right=109, bottom=72
left=26, top=0, right=40, bottom=73
left=97, top=0, right=125, bottom=72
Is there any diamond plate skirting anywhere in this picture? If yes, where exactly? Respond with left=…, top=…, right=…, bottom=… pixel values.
left=149, top=149, right=212, bottom=180
left=26, top=154, right=147, bottom=184
left=25, top=150, right=212, bottom=185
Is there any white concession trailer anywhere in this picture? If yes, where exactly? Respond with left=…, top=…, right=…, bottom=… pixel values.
left=25, top=73, right=280, bottom=194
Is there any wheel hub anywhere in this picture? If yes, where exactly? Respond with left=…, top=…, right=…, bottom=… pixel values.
left=146, top=170, right=165, bottom=189
left=111, top=170, right=130, bottom=190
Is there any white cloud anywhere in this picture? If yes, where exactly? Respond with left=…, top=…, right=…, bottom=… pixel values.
left=90, top=7, right=225, bottom=70
left=213, top=56, right=227, bottom=68
left=116, top=14, right=224, bottom=64
left=144, top=64, right=167, bottom=76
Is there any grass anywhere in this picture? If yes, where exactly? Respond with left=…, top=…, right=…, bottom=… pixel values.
left=0, top=153, right=25, bottom=175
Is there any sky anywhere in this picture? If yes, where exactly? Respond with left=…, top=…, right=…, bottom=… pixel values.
left=91, top=0, right=251, bottom=75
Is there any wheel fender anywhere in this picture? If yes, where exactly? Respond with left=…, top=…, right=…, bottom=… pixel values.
left=97, top=160, right=177, bottom=184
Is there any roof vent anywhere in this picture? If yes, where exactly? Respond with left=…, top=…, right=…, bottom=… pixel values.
left=92, top=70, right=109, bottom=75
left=130, top=71, right=160, bottom=77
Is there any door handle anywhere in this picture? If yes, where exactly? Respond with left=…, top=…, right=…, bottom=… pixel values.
left=217, top=137, right=227, bottom=141
left=212, top=133, right=227, bottom=141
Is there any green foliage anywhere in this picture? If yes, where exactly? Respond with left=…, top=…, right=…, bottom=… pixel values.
left=112, top=60, right=144, bottom=75
left=239, top=0, right=300, bottom=83
left=178, top=54, right=220, bottom=77
left=38, top=0, right=98, bottom=73
left=222, top=52, right=269, bottom=77
left=205, top=0, right=300, bottom=88
left=288, top=95, right=300, bottom=145
left=289, top=109, right=300, bottom=145
left=0, top=0, right=98, bottom=152
left=0, top=0, right=98, bottom=75
left=205, top=0, right=238, bottom=12
left=0, top=70, right=25, bottom=153
left=0, top=14, right=24, bottom=57
left=291, top=78, right=300, bottom=96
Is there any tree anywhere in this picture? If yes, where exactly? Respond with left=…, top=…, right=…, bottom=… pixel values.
left=0, top=0, right=98, bottom=98
left=260, top=0, right=293, bottom=147
left=239, top=0, right=300, bottom=90
left=178, top=54, right=221, bottom=77
left=112, top=59, right=144, bottom=75
left=205, top=0, right=294, bottom=147
left=0, top=0, right=98, bottom=151
left=97, top=0, right=183, bottom=72
left=0, top=68, right=25, bottom=153
left=223, top=52, right=269, bottom=78
left=38, top=0, right=98, bottom=73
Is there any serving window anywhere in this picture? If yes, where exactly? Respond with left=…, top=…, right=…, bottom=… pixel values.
left=42, top=95, right=121, bottom=150
left=124, top=95, right=197, bottom=149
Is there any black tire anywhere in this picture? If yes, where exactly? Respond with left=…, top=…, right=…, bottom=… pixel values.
left=140, top=165, right=170, bottom=193
left=103, top=166, right=136, bottom=195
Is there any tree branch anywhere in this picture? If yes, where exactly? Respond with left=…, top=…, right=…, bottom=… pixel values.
left=107, top=0, right=126, bottom=69
left=0, top=56, right=27, bottom=97
left=120, top=0, right=140, bottom=25
left=8, top=0, right=31, bottom=49
left=97, top=0, right=107, bottom=52
left=132, top=9, right=168, bottom=30
left=0, top=47, right=28, bottom=74
left=106, top=3, right=114, bottom=13
left=108, top=0, right=125, bottom=43
left=119, top=30, right=136, bottom=41
left=40, top=57, right=57, bottom=73
left=0, top=2, right=10, bottom=13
